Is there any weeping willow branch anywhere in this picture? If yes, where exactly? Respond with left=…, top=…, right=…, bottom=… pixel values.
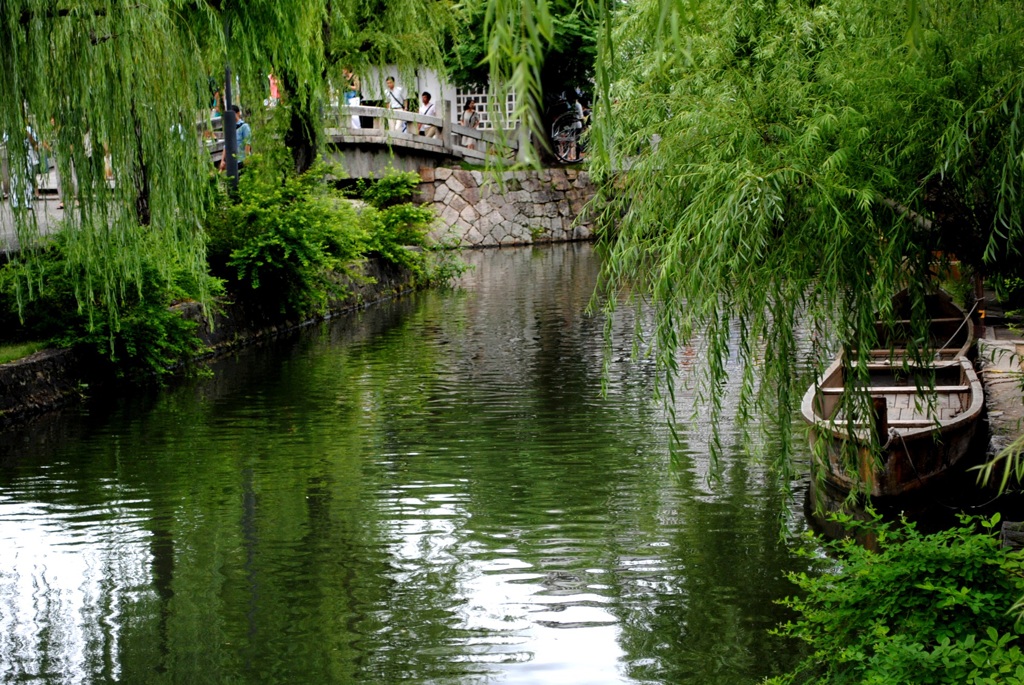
left=882, top=198, right=933, bottom=231
left=2, top=0, right=460, bottom=338
left=486, top=0, right=1024, bottom=470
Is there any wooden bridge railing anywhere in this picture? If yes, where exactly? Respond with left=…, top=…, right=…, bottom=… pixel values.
left=326, top=102, right=520, bottom=164
left=196, top=100, right=520, bottom=168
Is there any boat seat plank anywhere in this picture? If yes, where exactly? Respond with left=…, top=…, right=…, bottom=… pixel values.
left=857, top=361, right=962, bottom=370
left=818, top=385, right=970, bottom=396
left=880, top=317, right=964, bottom=325
left=881, top=317, right=964, bottom=325
left=855, top=348, right=966, bottom=358
left=826, top=417, right=951, bottom=428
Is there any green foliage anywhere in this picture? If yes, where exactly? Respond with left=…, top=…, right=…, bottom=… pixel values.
left=2, top=0, right=216, bottom=330
left=206, top=154, right=368, bottom=317
left=57, top=277, right=207, bottom=382
left=0, top=232, right=210, bottom=380
left=2, top=0, right=461, bottom=327
left=551, top=0, right=1024, bottom=471
left=323, top=0, right=460, bottom=83
left=420, top=232, right=471, bottom=287
left=993, top=277, right=1024, bottom=310
left=768, top=513, right=1024, bottom=685
left=358, top=204, right=435, bottom=274
left=475, top=0, right=1024, bottom=474
left=354, top=169, right=437, bottom=276
left=446, top=0, right=597, bottom=95
left=356, top=169, right=424, bottom=209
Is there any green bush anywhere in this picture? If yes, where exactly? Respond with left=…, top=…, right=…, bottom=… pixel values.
left=206, top=154, right=368, bottom=317
left=419, top=230, right=471, bottom=287
left=356, top=169, right=423, bottom=208
left=356, top=202, right=434, bottom=274
left=994, top=276, right=1024, bottom=311
left=353, top=168, right=439, bottom=277
left=0, top=233, right=210, bottom=380
left=206, top=159, right=453, bottom=315
left=767, top=513, right=1024, bottom=685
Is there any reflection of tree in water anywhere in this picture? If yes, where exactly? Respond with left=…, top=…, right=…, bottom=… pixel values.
left=0, top=244, right=819, bottom=684
left=607, top=446, right=808, bottom=685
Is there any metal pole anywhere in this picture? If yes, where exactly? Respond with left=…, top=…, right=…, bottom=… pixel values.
left=224, top=64, right=239, bottom=189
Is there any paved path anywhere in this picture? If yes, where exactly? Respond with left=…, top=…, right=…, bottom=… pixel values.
left=979, top=323, right=1024, bottom=457
left=974, top=286, right=1024, bottom=460
left=0, top=167, right=65, bottom=254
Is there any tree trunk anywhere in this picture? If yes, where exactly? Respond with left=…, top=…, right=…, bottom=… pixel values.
left=281, top=73, right=318, bottom=174
left=130, top=100, right=151, bottom=225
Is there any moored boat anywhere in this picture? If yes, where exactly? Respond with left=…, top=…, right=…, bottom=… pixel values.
left=802, top=290, right=982, bottom=499
left=801, top=355, right=984, bottom=498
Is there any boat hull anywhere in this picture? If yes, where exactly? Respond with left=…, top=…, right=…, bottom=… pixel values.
left=802, top=356, right=984, bottom=499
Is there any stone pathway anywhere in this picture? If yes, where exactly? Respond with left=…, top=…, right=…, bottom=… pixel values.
left=978, top=325, right=1024, bottom=457
left=1, top=166, right=64, bottom=254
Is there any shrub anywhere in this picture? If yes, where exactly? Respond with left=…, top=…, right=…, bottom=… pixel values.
left=357, top=202, right=435, bottom=274
left=767, top=513, right=1024, bottom=685
left=206, top=154, right=368, bottom=317
left=356, top=169, right=423, bottom=209
left=354, top=168, right=439, bottom=277
left=0, top=232, right=210, bottom=380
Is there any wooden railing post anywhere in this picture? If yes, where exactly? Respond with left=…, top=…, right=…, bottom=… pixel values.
left=515, top=121, right=529, bottom=164
left=442, top=100, right=453, bottom=155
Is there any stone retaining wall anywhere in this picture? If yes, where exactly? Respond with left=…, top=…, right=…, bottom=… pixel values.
left=0, top=348, right=89, bottom=427
left=415, top=167, right=596, bottom=247
left=0, top=258, right=415, bottom=431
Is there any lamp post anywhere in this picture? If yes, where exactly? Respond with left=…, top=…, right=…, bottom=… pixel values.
left=223, top=64, right=239, bottom=189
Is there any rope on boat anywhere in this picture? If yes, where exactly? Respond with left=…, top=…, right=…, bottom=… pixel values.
left=938, top=298, right=979, bottom=354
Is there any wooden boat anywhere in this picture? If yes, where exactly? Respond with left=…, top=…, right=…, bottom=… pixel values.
left=801, top=290, right=982, bottom=498
left=873, top=288, right=975, bottom=360
left=802, top=355, right=983, bottom=498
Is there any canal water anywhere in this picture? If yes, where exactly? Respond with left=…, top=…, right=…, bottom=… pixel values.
left=0, top=243, right=819, bottom=684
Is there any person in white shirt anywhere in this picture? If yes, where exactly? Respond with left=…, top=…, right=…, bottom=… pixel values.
left=418, top=91, right=439, bottom=139
left=2, top=125, right=39, bottom=208
left=384, top=76, right=406, bottom=132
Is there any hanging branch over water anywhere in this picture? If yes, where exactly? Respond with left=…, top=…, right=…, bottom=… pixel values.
left=483, top=0, right=1024, bottom=469
left=1, top=0, right=459, bottom=331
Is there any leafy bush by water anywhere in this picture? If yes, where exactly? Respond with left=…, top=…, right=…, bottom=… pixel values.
left=356, top=169, right=423, bottom=208
left=767, top=513, right=1024, bottom=685
left=355, top=169, right=439, bottom=277
left=0, top=231, right=211, bottom=380
left=206, top=159, right=446, bottom=315
left=205, top=154, right=369, bottom=317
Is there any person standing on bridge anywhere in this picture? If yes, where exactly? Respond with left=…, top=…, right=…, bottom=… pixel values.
left=460, top=99, right=479, bottom=150
left=384, top=77, right=406, bottom=133
left=219, top=105, right=252, bottom=171
left=342, top=68, right=361, bottom=129
left=418, top=92, right=439, bottom=139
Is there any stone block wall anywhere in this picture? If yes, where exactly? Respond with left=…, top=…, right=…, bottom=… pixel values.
left=414, top=167, right=596, bottom=247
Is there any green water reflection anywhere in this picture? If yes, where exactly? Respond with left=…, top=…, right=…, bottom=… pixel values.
left=0, top=243, right=816, bottom=684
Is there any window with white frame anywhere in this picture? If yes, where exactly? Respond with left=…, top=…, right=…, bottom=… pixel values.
left=454, top=88, right=519, bottom=130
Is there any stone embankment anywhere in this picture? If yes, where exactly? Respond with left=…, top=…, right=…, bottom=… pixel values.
left=415, top=167, right=597, bottom=247
left=978, top=331, right=1024, bottom=458
left=0, top=259, right=414, bottom=430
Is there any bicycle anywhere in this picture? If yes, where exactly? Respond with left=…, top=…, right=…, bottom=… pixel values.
left=548, top=90, right=589, bottom=164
